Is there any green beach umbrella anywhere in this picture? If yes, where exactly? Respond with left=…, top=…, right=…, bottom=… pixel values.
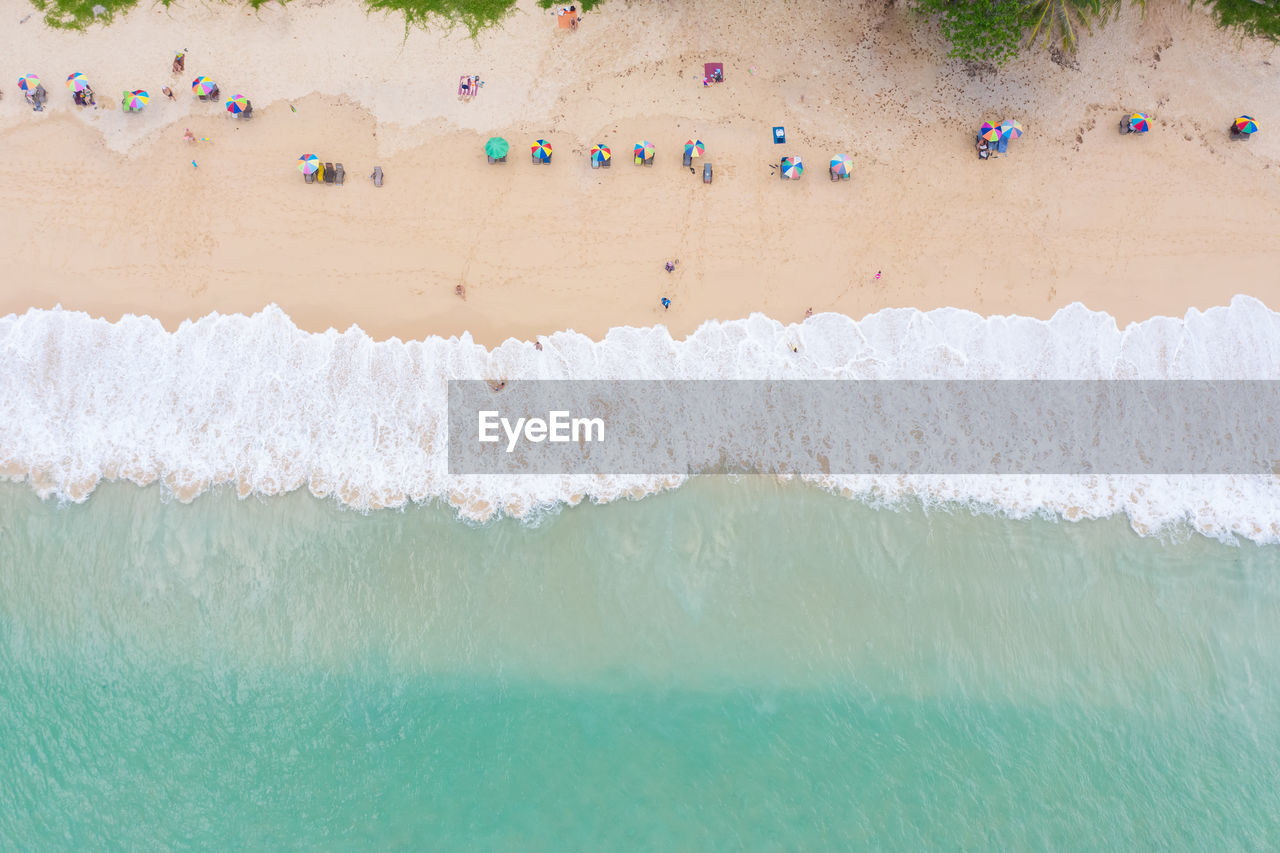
left=485, top=137, right=510, bottom=159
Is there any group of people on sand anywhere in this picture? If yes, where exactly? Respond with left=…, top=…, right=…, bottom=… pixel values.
left=459, top=75, right=483, bottom=99
left=23, top=82, right=48, bottom=111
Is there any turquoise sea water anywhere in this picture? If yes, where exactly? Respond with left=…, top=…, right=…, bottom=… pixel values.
left=3, top=478, right=1279, bottom=848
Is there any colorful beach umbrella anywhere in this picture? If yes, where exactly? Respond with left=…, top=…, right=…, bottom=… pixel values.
left=1000, top=119, right=1023, bottom=140
left=298, top=154, right=319, bottom=175
left=125, top=90, right=149, bottom=110
left=225, top=94, right=250, bottom=115
left=1128, top=112, right=1150, bottom=133
left=191, top=76, right=216, bottom=96
left=979, top=122, right=1002, bottom=142
left=18, top=75, right=40, bottom=91
left=830, top=155, right=850, bottom=177
left=634, top=141, right=654, bottom=163
left=684, top=139, right=705, bottom=158
left=531, top=139, right=553, bottom=162
left=485, top=137, right=509, bottom=159
left=781, top=156, right=803, bottom=179
left=590, top=144, right=611, bottom=165
left=66, top=73, right=90, bottom=92
left=1234, top=115, right=1259, bottom=135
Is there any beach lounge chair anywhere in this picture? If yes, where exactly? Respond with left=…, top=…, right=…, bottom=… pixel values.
left=1119, top=116, right=1132, bottom=134
left=1229, top=125, right=1251, bottom=141
left=334, top=163, right=345, bottom=185
left=683, top=150, right=692, bottom=168
left=703, top=163, right=712, bottom=183
left=370, top=166, right=384, bottom=186
left=305, top=171, right=316, bottom=184
left=323, top=162, right=335, bottom=184
left=996, top=135, right=1009, bottom=154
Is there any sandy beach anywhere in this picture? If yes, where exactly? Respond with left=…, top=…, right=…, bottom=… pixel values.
left=1, top=0, right=1279, bottom=345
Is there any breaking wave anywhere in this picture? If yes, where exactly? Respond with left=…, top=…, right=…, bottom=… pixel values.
left=3, top=297, right=1280, bottom=541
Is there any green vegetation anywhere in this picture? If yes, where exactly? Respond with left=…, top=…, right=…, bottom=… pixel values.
left=28, top=0, right=527, bottom=32
left=1025, top=0, right=1121, bottom=53
left=1201, top=0, right=1280, bottom=42
left=29, top=0, right=138, bottom=29
left=364, top=0, right=518, bottom=36
left=535, top=0, right=601, bottom=9
left=916, top=0, right=1140, bottom=64
left=915, top=0, right=1026, bottom=64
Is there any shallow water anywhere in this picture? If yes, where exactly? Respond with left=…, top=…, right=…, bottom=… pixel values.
left=2, top=478, right=1278, bottom=847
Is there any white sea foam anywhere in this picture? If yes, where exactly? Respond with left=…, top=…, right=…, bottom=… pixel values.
left=3, top=298, right=1280, bottom=541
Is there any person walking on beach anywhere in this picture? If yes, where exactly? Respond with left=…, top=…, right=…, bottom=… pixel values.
left=661, top=297, right=671, bottom=310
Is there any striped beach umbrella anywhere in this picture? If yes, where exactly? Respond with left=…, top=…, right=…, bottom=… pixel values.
left=225, top=94, right=249, bottom=115
left=590, top=144, right=611, bottom=165
left=634, top=141, right=654, bottom=163
left=781, top=156, right=803, bottom=179
left=1235, top=115, right=1259, bottom=135
left=979, top=122, right=1002, bottom=142
left=485, top=137, right=509, bottom=159
left=298, top=154, right=319, bottom=175
left=67, top=73, right=90, bottom=92
left=1000, top=119, right=1023, bottom=140
left=1128, top=112, right=1150, bottom=133
left=829, top=155, right=850, bottom=177
left=18, top=75, right=40, bottom=91
left=684, top=139, right=705, bottom=158
left=191, top=76, right=217, bottom=96
left=531, top=139, right=553, bottom=162
left=125, top=90, right=149, bottom=110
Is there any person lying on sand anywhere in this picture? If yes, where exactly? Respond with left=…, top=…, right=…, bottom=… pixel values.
left=163, top=87, right=175, bottom=101
left=173, top=52, right=185, bottom=74
left=184, top=128, right=196, bottom=143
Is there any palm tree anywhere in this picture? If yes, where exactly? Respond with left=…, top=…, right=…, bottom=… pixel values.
left=1024, top=0, right=1127, bottom=53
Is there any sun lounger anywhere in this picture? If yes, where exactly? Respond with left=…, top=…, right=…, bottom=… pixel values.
left=334, top=163, right=345, bottom=185
left=323, top=162, right=335, bottom=184
left=305, top=171, right=316, bottom=184
left=645, top=154, right=654, bottom=166
left=1229, top=126, right=1250, bottom=141
left=683, top=151, right=692, bottom=168
left=488, top=155, right=507, bottom=164
left=370, top=166, right=383, bottom=186
left=703, top=163, right=712, bottom=183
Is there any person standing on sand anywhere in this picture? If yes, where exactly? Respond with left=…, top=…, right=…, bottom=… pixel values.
left=661, top=297, right=671, bottom=310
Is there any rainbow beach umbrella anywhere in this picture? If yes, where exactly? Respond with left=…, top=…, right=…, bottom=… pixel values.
left=67, top=73, right=90, bottom=92
left=1128, top=112, right=1150, bottom=133
left=531, top=139, right=553, bottom=163
left=684, top=139, right=705, bottom=158
left=979, top=122, right=1002, bottom=142
left=830, top=154, right=850, bottom=177
left=634, top=141, right=654, bottom=163
left=18, top=75, right=40, bottom=91
left=1235, top=115, right=1259, bottom=135
left=1000, top=119, right=1023, bottom=140
left=781, top=156, right=803, bottom=179
left=124, top=90, right=149, bottom=110
left=590, top=144, right=611, bottom=165
left=298, top=154, right=319, bottom=175
left=225, top=94, right=249, bottom=115
left=191, top=76, right=217, bottom=96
